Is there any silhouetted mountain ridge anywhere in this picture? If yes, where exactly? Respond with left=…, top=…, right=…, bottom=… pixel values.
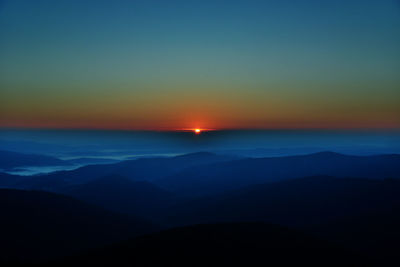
left=158, top=151, right=400, bottom=195
left=60, top=175, right=177, bottom=219
left=160, top=175, right=400, bottom=263
left=0, top=188, right=156, bottom=264
left=166, top=176, right=400, bottom=226
left=56, top=222, right=363, bottom=266
left=0, top=172, right=26, bottom=187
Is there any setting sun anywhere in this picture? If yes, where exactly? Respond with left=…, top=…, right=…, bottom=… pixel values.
left=194, top=129, right=201, bottom=134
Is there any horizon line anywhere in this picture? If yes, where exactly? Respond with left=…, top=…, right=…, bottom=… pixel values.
left=1, top=126, right=399, bottom=132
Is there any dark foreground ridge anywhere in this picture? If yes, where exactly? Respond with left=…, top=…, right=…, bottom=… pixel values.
left=0, top=189, right=156, bottom=265
left=55, top=222, right=364, bottom=267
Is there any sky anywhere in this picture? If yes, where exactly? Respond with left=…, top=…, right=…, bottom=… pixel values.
left=0, top=0, right=399, bottom=130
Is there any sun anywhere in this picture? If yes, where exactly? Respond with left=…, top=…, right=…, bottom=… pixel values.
left=194, top=128, right=201, bottom=134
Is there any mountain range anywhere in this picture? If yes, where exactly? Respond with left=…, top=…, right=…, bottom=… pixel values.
left=1, top=150, right=400, bottom=265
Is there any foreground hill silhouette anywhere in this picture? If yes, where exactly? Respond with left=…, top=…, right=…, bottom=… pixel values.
left=60, top=175, right=178, bottom=219
left=56, top=223, right=363, bottom=267
left=166, top=176, right=400, bottom=226
left=164, top=176, right=400, bottom=263
left=0, top=172, right=25, bottom=187
left=0, top=189, right=155, bottom=264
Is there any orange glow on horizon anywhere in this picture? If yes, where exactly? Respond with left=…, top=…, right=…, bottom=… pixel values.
left=174, top=127, right=216, bottom=133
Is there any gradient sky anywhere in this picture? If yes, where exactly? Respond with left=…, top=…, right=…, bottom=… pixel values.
left=0, top=0, right=399, bottom=130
